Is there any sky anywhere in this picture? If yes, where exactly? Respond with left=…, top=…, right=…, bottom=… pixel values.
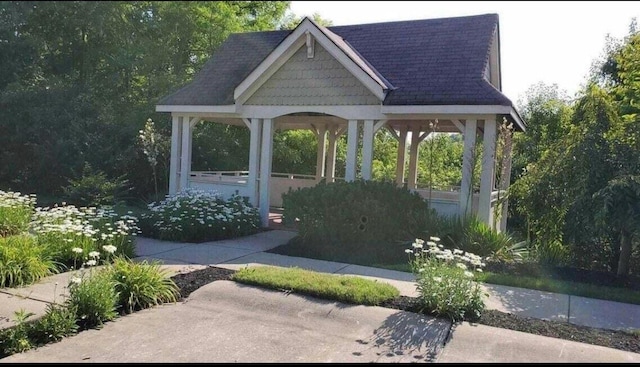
left=289, top=1, right=640, bottom=105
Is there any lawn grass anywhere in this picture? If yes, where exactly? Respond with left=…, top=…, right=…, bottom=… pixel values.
left=476, top=272, right=640, bottom=305
left=373, top=262, right=640, bottom=306
left=271, top=238, right=640, bottom=306
left=231, top=266, right=400, bottom=306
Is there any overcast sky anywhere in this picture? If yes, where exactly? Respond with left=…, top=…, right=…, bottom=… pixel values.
left=289, top=1, right=639, bottom=105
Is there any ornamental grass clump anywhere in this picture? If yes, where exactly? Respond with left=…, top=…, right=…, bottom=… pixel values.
left=408, top=236, right=486, bottom=321
left=106, top=257, right=180, bottom=313
left=31, top=204, right=138, bottom=268
left=0, top=191, right=36, bottom=237
left=0, top=234, right=57, bottom=287
left=141, top=188, right=261, bottom=242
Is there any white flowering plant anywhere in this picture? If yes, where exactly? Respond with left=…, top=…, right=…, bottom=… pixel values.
left=140, top=188, right=261, bottom=243
left=0, top=191, right=36, bottom=237
left=31, top=204, right=139, bottom=269
left=407, top=236, right=487, bottom=321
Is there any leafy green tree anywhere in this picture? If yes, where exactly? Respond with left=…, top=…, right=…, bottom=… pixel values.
left=0, top=1, right=290, bottom=200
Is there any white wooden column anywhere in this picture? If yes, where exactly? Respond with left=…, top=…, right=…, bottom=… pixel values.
left=345, top=119, right=359, bottom=181
left=407, top=126, right=421, bottom=189
left=499, top=140, right=513, bottom=232
left=460, top=119, right=477, bottom=217
left=326, top=125, right=338, bottom=182
left=179, top=116, right=192, bottom=191
left=361, top=120, right=375, bottom=180
left=169, top=115, right=182, bottom=195
left=259, top=118, right=273, bottom=227
left=247, top=118, right=262, bottom=207
left=395, top=127, right=408, bottom=186
left=478, top=119, right=497, bottom=224
left=315, top=126, right=327, bottom=180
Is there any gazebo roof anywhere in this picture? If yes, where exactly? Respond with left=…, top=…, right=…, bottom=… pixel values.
left=159, top=13, right=513, bottom=108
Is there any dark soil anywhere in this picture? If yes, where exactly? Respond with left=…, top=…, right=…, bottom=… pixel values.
left=170, top=266, right=640, bottom=355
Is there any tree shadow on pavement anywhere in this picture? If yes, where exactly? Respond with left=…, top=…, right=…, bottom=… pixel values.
left=351, top=310, right=452, bottom=362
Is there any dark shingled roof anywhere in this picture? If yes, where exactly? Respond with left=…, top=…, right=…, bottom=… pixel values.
left=158, top=13, right=513, bottom=107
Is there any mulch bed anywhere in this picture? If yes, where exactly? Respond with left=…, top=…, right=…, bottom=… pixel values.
left=170, top=266, right=640, bottom=354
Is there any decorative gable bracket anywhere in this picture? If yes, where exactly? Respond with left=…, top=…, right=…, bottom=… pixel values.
left=306, top=31, right=315, bottom=59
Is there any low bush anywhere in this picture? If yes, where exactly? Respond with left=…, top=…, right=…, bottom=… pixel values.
left=0, top=235, right=57, bottom=287
left=62, top=163, right=130, bottom=207
left=141, top=188, right=261, bottom=243
left=67, top=270, right=118, bottom=328
left=232, top=266, right=400, bottom=306
left=408, top=237, right=486, bottom=321
left=437, top=215, right=524, bottom=262
left=0, top=310, right=34, bottom=356
left=282, top=180, right=436, bottom=246
left=28, top=304, right=78, bottom=345
left=107, top=257, right=180, bottom=313
left=0, top=191, right=35, bottom=237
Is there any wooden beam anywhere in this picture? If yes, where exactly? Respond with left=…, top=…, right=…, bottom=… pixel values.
left=361, top=120, right=375, bottom=180
left=451, top=119, right=464, bottom=133
left=478, top=119, right=497, bottom=225
left=169, top=115, right=181, bottom=195
left=395, top=127, right=408, bottom=186
left=259, top=119, right=274, bottom=227
left=345, top=120, right=359, bottom=181
left=460, top=119, right=477, bottom=217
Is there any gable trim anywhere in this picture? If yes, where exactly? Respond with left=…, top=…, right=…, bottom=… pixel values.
left=234, top=18, right=387, bottom=105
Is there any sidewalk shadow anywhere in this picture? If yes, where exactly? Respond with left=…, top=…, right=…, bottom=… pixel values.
left=351, top=311, right=452, bottom=362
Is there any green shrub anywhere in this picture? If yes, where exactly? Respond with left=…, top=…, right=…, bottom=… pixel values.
left=232, top=266, right=400, bottom=306
left=437, top=215, right=523, bottom=261
left=0, top=235, right=57, bottom=287
left=408, top=237, right=486, bottom=321
left=62, top=162, right=129, bottom=207
left=0, top=191, right=35, bottom=237
left=0, top=309, right=34, bottom=356
left=282, top=180, right=436, bottom=246
left=29, top=304, right=78, bottom=345
left=67, top=270, right=118, bottom=328
left=107, top=257, right=180, bottom=313
left=141, top=188, right=261, bottom=243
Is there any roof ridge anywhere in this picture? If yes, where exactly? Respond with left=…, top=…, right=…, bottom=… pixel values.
left=328, top=13, right=498, bottom=29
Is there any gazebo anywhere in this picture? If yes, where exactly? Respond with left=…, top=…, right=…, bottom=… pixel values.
left=156, top=14, right=525, bottom=230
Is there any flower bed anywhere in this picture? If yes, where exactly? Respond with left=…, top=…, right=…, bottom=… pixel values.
left=140, top=188, right=261, bottom=243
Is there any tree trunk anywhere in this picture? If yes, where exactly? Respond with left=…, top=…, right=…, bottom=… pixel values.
left=616, top=229, right=632, bottom=277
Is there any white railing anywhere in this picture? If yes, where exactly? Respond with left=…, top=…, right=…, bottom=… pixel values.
left=269, top=172, right=317, bottom=180
left=189, top=171, right=249, bottom=185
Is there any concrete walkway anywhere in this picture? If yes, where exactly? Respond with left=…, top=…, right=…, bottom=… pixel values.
left=1, top=230, right=639, bottom=363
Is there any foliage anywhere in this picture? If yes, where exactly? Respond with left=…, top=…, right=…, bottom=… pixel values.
left=0, top=309, right=34, bottom=356
left=232, top=266, right=399, bottom=306
left=67, top=269, right=119, bottom=328
left=139, top=118, right=171, bottom=203
left=593, top=175, right=640, bottom=276
left=0, top=1, right=290, bottom=199
left=0, top=191, right=35, bottom=237
left=408, top=237, right=486, bottom=321
left=141, top=188, right=261, bottom=243
left=477, top=271, right=640, bottom=306
left=107, top=257, right=180, bottom=314
left=282, top=180, right=436, bottom=247
left=62, top=162, right=130, bottom=207
left=31, top=204, right=138, bottom=269
left=0, top=234, right=57, bottom=287
left=28, top=303, right=79, bottom=345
